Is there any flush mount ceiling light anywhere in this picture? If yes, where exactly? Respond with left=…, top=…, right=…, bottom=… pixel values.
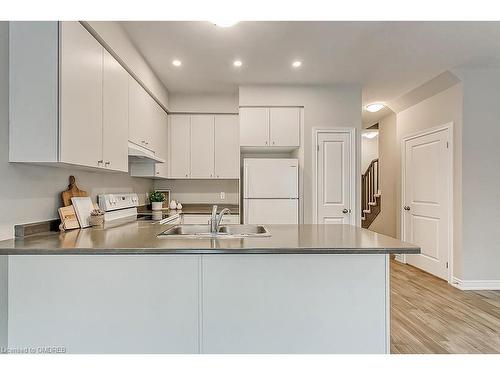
left=365, top=103, right=385, bottom=113
left=362, top=131, right=379, bottom=139
left=233, top=60, right=243, bottom=67
left=172, top=59, right=182, bottom=67
left=212, top=20, right=239, bottom=27
left=292, top=60, right=302, bottom=68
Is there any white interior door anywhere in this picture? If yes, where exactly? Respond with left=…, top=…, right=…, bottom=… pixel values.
left=403, top=127, right=451, bottom=280
left=315, top=131, right=353, bottom=224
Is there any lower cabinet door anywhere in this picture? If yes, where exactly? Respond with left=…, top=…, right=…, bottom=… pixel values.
left=8, top=255, right=200, bottom=353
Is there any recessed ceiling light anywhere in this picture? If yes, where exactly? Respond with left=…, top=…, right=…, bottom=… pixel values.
left=365, top=103, right=385, bottom=112
left=362, top=131, right=379, bottom=139
left=172, top=59, right=182, bottom=67
left=212, top=20, right=239, bottom=28
left=292, top=61, right=302, bottom=68
left=233, top=60, right=243, bottom=67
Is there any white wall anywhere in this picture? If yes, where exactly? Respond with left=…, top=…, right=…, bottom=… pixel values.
left=369, top=114, right=397, bottom=237
left=361, top=132, right=379, bottom=172
left=452, top=68, right=500, bottom=281
left=169, top=93, right=238, bottom=113
left=154, top=180, right=239, bottom=205
left=396, top=83, right=463, bottom=278
left=85, top=21, right=169, bottom=109
left=239, top=85, right=362, bottom=224
left=0, top=22, right=155, bottom=241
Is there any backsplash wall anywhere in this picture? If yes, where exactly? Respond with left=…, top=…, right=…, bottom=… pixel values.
left=154, top=179, right=239, bottom=205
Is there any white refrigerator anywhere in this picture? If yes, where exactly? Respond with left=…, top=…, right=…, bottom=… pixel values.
left=243, top=158, right=299, bottom=224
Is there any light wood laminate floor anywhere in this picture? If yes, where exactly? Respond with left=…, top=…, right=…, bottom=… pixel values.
left=391, top=259, right=500, bottom=354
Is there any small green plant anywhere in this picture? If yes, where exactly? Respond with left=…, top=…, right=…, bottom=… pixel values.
left=149, top=191, right=166, bottom=203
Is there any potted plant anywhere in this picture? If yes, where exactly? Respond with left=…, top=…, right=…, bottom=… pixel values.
left=149, top=191, right=166, bottom=211
left=89, top=208, right=105, bottom=226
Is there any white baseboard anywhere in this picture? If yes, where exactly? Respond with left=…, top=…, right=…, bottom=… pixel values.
left=451, top=277, right=500, bottom=290
left=394, top=254, right=406, bottom=263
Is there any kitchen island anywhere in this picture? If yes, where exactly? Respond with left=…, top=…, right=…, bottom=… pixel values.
left=0, top=223, right=419, bottom=354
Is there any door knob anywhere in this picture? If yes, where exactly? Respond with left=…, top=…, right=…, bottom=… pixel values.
left=342, top=208, right=350, bottom=214
left=404, top=205, right=411, bottom=211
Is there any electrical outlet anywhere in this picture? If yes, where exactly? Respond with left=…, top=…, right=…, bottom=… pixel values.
left=220, top=192, right=226, bottom=200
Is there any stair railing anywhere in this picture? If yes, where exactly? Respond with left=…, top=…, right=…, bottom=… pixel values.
left=361, top=159, right=379, bottom=217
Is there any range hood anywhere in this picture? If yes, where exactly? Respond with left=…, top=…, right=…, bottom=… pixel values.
left=128, top=142, right=165, bottom=163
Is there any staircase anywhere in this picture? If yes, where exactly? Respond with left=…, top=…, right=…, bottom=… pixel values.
left=361, top=159, right=381, bottom=228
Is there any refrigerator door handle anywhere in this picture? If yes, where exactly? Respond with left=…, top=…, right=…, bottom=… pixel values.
left=244, top=165, right=249, bottom=197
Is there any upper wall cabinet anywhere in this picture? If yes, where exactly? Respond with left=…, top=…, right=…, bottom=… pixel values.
left=9, top=21, right=132, bottom=172
left=169, top=114, right=239, bottom=179
left=215, top=115, right=239, bottom=179
left=128, top=78, right=161, bottom=153
left=169, top=115, right=191, bottom=179
left=129, top=105, right=169, bottom=179
left=239, top=107, right=300, bottom=149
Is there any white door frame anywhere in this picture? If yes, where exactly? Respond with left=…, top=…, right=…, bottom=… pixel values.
left=312, top=128, right=357, bottom=225
left=399, top=122, right=454, bottom=283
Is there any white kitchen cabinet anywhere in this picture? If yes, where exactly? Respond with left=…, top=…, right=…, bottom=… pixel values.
left=129, top=106, right=168, bottom=179
left=169, top=115, right=191, bottom=178
left=269, top=107, right=300, bottom=147
left=153, top=109, right=169, bottom=178
left=9, top=21, right=152, bottom=173
left=168, top=114, right=239, bottom=180
left=191, top=115, right=215, bottom=178
left=215, top=115, right=240, bottom=179
left=59, top=21, right=103, bottom=168
left=239, top=107, right=300, bottom=149
left=129, top=78, right=154, bottom=151
left=239, top=107, right=270, bottom=147
left=102, top=49, right=129, bottom=172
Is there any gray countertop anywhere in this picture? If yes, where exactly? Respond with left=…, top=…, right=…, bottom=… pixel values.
left=0, top=221, right=420, bottom=255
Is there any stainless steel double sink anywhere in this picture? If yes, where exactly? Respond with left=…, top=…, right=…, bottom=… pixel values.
left=158, top=224, right=270, bottom=238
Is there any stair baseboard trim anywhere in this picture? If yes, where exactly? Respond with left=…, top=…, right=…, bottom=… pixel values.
left=451, top=277, right=500, bottom=290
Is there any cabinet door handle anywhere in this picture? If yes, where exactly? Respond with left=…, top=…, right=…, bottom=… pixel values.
left=105, top=161, right=110, bottom=167
left=265, top=141, right=268, bottom=145
left=185, top=174, right=188, bottom=177
left=272, top=141, right=275, bottom=145
left=97, top=160, right=103, bottom=166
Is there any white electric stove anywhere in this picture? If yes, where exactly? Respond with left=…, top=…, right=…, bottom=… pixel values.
left=98, top=193, right=180, bottom=225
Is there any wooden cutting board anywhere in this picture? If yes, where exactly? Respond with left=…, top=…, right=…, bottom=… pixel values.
left=61, top=175, right=88, bottom=207
left=58, top=205, right=80, bottom=231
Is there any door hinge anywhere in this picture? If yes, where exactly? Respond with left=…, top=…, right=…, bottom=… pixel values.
left=446, top=262, right=449, bottom=269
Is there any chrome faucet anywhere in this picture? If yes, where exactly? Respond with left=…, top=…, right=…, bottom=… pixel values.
left=210, top=205, right=232, bottom=234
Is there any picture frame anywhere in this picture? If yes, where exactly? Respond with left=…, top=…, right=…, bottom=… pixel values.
left=154, top=189, right=171, bottom=209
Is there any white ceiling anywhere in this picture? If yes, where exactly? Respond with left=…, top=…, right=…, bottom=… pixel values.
left=121, top=21, right=500, bottom=124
